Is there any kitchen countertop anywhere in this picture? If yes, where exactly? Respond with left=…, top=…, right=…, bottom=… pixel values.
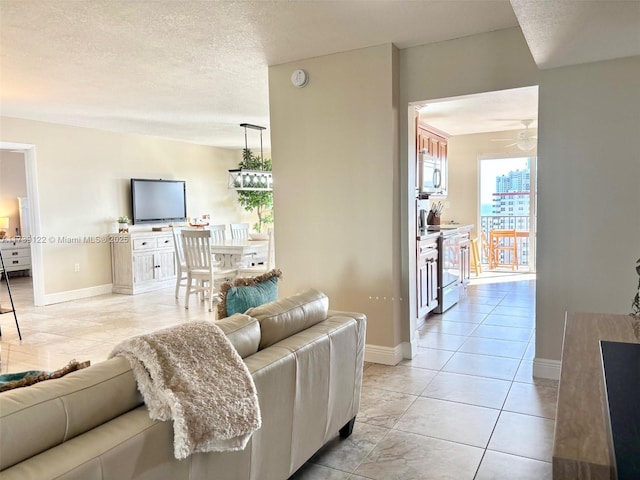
left=417, top=224, right=473, bottom=240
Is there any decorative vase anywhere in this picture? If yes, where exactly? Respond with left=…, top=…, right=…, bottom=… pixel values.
left=118, top=222, right=129, bottom=233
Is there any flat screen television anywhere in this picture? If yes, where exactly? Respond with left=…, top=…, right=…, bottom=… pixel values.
left=130, top=178, right=187, bottom=224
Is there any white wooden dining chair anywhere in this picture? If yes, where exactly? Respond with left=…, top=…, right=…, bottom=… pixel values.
left=171, top=226, right=188, bottom=299
left=206, top=224, right=227, bottom=242
left=181, top=229, right=236, bottom=311
left=237, top=228, right=274, bottom=277
left=230, top=223, right=250, bottom=240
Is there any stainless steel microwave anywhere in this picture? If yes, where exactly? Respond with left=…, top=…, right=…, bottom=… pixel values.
left=418, top=150, right=446, bottom=196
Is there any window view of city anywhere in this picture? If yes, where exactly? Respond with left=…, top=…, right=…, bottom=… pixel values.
left=480, top=157, right=535, bottom=270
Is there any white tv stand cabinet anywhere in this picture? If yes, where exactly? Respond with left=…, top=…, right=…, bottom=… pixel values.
left=110, top=231, right=176, bottom=294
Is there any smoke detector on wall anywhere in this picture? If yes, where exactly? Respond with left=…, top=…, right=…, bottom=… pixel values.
left=291, top=69, right=309, bottom=88
left=492, top=119, right=537, bottom=151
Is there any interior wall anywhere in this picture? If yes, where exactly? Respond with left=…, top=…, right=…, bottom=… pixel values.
left=268, top=28, right=539, bottom=358
left=269, top=44, right=401, bottom=351
left=399, top=27, right=540, bottom=347
left=0, top=150, right=27, bottom=235
left=0, top=116, right=255, bottom=296
left=445, top=129, right=538, bottom=238
left=536, top=56, right=640, bottom=363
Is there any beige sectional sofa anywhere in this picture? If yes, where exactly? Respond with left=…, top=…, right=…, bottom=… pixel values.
left=0, top=289, right=366, bottom=480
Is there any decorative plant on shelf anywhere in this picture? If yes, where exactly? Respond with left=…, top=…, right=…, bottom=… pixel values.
left=117, top=216, right=130, bottom=233
left=235, top=148, right=273, bottom=233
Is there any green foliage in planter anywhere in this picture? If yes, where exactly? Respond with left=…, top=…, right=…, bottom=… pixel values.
left=235, top=148, right=273, bottom=233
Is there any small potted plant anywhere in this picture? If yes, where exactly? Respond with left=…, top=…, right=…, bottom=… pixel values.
left=117, top=216, right=130, bottom=233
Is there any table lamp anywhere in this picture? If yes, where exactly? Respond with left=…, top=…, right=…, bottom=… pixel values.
left=0, top=217, right=8, bottom=239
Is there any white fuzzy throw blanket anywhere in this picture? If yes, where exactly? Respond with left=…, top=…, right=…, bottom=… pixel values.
left=109, top=321, right=261, bottom=459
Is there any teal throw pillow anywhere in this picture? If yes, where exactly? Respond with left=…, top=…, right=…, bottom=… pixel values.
left=0, top=359, right=90, bottom=393
left=218, top=269, right=282, bottom=318
left=226, top=277, right=278, bottom=317
left=0, top=370, right=45, bottom=386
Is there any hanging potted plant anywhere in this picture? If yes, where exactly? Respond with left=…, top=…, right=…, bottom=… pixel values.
left=235, top=148, right=273, bottom=234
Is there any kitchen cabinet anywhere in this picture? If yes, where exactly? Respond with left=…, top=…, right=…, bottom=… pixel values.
left=111, top=232, right=176, bottom=294
left=416, top=225, right=473, bottom=321
left=417, top=235, right=439, bottom=319
left=416, top=124, right=448, bottom=160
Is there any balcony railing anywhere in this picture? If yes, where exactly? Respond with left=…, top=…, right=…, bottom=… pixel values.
left=480, top=215, right=532, bottom=268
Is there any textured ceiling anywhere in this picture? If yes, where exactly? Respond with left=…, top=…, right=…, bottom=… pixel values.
left=511, top=0, right=640, bottom=69
left=418, top=86, right=538, bottom=136
left=0, top=1, right=638, bottom=149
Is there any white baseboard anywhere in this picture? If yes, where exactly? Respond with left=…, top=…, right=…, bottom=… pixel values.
left=533, top=357, right=561, bottom=381
left=402, top=338, right=418, bottom=360
left=42, top=284, right=113, bottom=306
left=365, top=343, right=404, bottom=366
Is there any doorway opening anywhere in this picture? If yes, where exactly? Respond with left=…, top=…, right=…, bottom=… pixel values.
left=406, top=85, right=539, bottom=360
left=0, top=143, right=43, bottom=306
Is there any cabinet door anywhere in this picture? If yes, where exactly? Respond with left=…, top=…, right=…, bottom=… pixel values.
left=417, top=255, right=430, bottom=317
left=438, top=142, right=448, bottom=162
left=426, top=252, right=439, bottom=309
left=417, top=131, right=429, bottom=154
left=459, top=242, right=471, bottom=286
left=439, top=141, right=448, bottom=196
left=418, top=249, right=439, bottom=315
left=156, top=251, right=176, bottom=280
left=428, top=137, right=440, bottom=158
left=133, top=252, right=156, bottom=284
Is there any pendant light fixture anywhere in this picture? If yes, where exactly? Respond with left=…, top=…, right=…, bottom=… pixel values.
left=228, top=123, right=273, bottom=191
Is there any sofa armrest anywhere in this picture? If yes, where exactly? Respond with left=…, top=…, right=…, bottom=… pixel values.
left=327, top=310, right=366, bottom=323
left=327, top=310, right=367, bottom=342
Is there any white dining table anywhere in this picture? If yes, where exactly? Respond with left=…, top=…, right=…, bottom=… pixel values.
left=210, top=239, right=268, bottom=269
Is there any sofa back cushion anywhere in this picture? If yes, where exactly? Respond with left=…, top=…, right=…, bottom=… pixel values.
left=215, top=313, right=261, bottom=358
left=0, top=356, right=141, bottom=470
left=245, top=289, right=329, bottom=349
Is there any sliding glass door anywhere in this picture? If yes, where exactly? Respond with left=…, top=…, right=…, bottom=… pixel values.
left=478, top=155, right=537, bottom=273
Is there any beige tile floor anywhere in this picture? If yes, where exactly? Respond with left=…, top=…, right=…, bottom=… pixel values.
left=0, top=273, right=556, bottom=479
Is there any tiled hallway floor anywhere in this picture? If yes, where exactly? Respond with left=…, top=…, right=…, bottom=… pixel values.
left=292, top=276, right=557, bottom=480
left=0, top=274, right=556, bottom=479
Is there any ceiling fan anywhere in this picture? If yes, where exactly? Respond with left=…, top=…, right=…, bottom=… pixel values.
left=492, top=119, right=537, bottom=151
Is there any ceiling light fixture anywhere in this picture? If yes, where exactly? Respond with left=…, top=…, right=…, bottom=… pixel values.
left=228, top=123, right=273, bottom=191
left=492, top=119, right=538, bottom=152
left=516, top=132, right=536, bottom=152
